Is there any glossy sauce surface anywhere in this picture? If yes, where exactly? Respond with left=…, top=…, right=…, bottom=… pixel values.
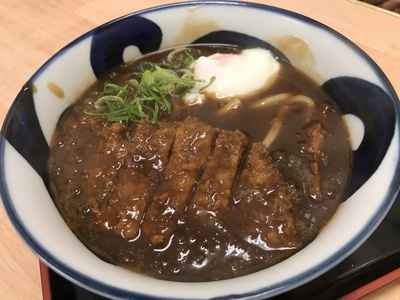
left=48, top=45, right=352, bottom=281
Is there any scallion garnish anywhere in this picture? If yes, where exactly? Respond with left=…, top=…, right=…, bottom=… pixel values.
left=84, top=48, right=214, bottom=125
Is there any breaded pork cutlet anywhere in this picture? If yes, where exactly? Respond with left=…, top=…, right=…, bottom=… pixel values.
left=233, top=142, right=299, bottom=250
left=97, top=121, right=176, bottom=240
left=188, top=129, right=248, bottom=222
left=141, top=117, right=216, bottom=248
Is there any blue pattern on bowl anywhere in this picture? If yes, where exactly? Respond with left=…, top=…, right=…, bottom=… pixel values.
left=1, top=84, right=49, bottom=185
left=192, top=30, right=289, bottom=62
left=322, top=76, right=396, bottom=198
left=90, top=16, right=162, bottom=77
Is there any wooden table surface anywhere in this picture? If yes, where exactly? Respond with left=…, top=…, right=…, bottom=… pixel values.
left=1, top=0, right=400, bottom=299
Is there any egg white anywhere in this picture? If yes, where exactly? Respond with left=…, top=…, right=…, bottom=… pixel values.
left=184, top=48, right=281, bottom=104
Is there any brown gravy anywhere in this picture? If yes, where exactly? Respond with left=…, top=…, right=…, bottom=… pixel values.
left=48, top=45, right=351, bottom=281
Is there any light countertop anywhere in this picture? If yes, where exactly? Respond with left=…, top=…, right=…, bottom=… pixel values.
left=0, top=0, right=400, bottom=299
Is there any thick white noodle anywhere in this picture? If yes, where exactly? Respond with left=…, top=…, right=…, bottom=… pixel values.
left=262, top=95, right=316, bottom=147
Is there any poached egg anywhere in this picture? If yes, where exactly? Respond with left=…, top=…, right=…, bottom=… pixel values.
left=184, top=48, right=281, bottom=104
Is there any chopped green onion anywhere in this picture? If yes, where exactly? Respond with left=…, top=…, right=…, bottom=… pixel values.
left=84, top=47, right=213, bottom=126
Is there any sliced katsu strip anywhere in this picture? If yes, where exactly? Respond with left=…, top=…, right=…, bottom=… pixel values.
left=97, top=121, right=176, bottom=239
left=58, top=118, right=128, bottom=218
left=233, top=143, right=299, bottom=250
left=87, top=121, right=130, bottom=213
left=188, top=130, right=248, bottom=221
left=141, top=117, right=216, bottom=248
left=304, top=121, right=327, bottom=201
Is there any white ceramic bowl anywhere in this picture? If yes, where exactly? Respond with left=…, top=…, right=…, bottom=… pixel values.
left=1, top=1, right=400, bottom=299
